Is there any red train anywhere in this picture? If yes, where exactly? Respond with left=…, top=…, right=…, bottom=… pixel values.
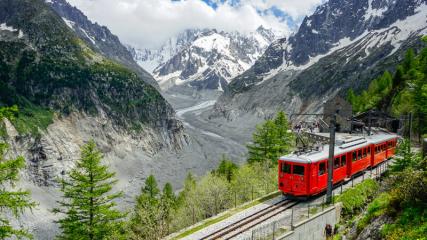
left=278, top=133, right=398, bottom=197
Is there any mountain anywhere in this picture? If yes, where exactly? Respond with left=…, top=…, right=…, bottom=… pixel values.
left=128, top=29, right=203, bottom=73
left=45, top=0, right=159, bottom=88
left=0, top=0, right=187, bottom=237
left=213, top=0, right=427, bottom=120
left=130, top=27, right=281, bottom=91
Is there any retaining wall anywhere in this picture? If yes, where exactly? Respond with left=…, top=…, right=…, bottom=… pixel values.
left=278, top=204, right=342, bottom=240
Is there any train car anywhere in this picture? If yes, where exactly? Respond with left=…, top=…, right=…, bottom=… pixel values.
left=369, top=135, right=397, bottom=167
left=278, top=133, right=398, bottom=198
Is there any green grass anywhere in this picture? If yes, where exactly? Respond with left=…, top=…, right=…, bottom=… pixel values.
left=10, top=105, right=54, bottom=137
left=172, top=191, right=281, bottom=239
left=334, top=179, right=379, bottom=216
left=381, top=206, right=427, bottom=240
left=356, top=192, right=391, bottom=232
left=0, top=122, right=6, bottom=138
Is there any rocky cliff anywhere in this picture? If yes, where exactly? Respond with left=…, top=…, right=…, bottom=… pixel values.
left=0, top=0, right=187, bottom=237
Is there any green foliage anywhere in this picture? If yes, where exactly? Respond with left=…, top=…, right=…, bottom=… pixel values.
left=213, top=155, right=238, bottom=182
left=335, top=179, right=379, bottom=216
left=11, top=105, right=54, bottom=137
left=127, top=176, right=176, bottom=240
left=381, top=206, right=427, bottom=240
left=0, top=142, right=37, bottom=239
left=348, top=70, right=393, bottom=113
left=143, top=175, right=160, bottom=199
left=391, top=139, right=425, bottom=172
left=247, top=111, right=294, bottom=165
left=0, top=105, right=18, bottom=138
left=356, top=192, right=391, bottom=232
left=0, top=104, right=53, bottom=137
left=348, top=39, right=427, bottom=135
left=53, top=140, right=125, bottom=240
left=169, top=163, right=278, bottom=233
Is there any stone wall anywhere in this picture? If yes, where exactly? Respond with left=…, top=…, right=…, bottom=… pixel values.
left=279, top=204, right=342, bottom=240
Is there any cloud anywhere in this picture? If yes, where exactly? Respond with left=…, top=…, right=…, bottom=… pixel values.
left=66, top=0, right=323, bottom=49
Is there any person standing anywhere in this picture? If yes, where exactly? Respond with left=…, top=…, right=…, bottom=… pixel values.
left=324, top=224, right=333, bottom=240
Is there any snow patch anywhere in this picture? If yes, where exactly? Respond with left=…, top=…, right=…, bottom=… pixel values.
left=62, top=17, right=75, bottom=29
left=306, top=19, right=312, bottom=27
left=364, top=0, right=388, bottom=21
left=0, top=23, right=24, bottom=38
left=312, top=29, right=319, bottom=34
left=80, top=28, right=96, bottom=44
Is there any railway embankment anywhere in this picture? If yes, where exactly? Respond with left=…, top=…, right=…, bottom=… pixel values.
left=333, top=141, right=426, bottom=240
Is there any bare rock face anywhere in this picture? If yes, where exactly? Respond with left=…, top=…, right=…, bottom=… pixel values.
left=353, top=215, right=393, bottom=240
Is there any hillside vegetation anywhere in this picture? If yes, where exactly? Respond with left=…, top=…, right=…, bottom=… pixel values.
left=0, top=0, right=173, bottom=137
left=347, top=36, right=427, bottom=135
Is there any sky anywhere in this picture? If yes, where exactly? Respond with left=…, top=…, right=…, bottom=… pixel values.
left=67, top=0, right=324, bottom=49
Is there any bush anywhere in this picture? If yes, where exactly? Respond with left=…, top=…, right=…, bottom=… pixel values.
left=357, top=193, right=391, bottom=232
left=381, top=206, right=427, bottom=240
left=335, top=179, right=379, bottom=216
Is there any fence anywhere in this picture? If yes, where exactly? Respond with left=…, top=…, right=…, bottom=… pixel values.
left=237, top=159, right=391, bottom=240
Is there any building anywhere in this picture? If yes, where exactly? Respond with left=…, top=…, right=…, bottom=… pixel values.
left=323, top=96, right=352, bottom=133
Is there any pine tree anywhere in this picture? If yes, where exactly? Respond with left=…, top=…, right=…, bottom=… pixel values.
left=0, top=142, right=36, bottom=239
left=274, top=111, right=294, bottom=156
left=247, top=120, right=279, bottom=165
left=53, top=140, right=125, bottom=240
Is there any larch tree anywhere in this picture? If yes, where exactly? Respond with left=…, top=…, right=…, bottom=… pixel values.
left=53, top=140, right=125, bottom=240
left=247, top=120, right=279, bottom=165
left=128, top=175, right=164, bottom=240
left=0, top=142, right=36, bottom=239
left=274, top=111, right=294, bottom=157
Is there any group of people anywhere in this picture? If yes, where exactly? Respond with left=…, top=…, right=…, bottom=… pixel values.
left=293, top=121, right=320, bottom=133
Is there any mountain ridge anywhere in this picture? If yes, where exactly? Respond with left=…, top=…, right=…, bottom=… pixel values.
left=129, top=26, right=282, bottom=91
left=213, top=0, right=427, bottom=120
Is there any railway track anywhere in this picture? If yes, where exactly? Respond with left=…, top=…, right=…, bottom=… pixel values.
left=200, top=199, right=299, bottom=240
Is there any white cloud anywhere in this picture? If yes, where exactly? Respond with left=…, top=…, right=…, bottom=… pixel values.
left=66, top=0, right=322, bottom=49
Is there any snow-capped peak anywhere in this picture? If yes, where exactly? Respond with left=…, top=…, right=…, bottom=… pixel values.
left=129, top=27, right=282, bottom=91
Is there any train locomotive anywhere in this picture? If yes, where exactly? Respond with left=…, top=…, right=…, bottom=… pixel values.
left=278, top=133, right=398, bottom=198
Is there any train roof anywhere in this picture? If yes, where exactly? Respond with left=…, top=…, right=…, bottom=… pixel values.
left=279, top=133, right=398, bottom=164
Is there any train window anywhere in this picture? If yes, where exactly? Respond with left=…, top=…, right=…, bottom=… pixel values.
left=341, top=155, right=347, bottom=166
left=358, top=150, right=362, bottom=159
left=368, top=147, right=371, bottom=154
left=352, top=151, right=357, bottom=161
left=319, top=162, right=326, bottom=175
left=282, top=163, right=291, bottom=174
left=363, top=148, right=367, bottom=157
left=334, top=158, right=340, bottom=169
left=293, top=165, right=305, bottom=175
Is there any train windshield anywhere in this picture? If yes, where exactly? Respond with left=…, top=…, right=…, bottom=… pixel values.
left=293, top=165, right=305, bottom=175
left=282, top=163, right=291, bottom=174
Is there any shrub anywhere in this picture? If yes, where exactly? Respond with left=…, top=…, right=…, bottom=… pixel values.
left=335, top=179, right=379, bottom=216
